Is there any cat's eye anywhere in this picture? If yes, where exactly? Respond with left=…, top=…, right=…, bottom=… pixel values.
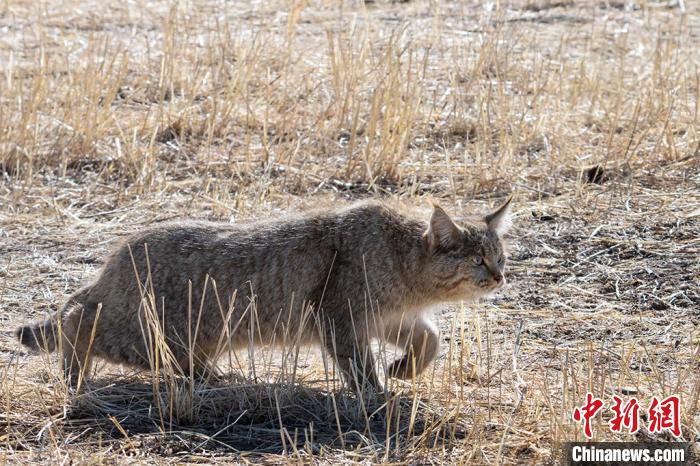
left=471, top=256, right=483, bottom=266
left=498, top=255, right=505, bottom=264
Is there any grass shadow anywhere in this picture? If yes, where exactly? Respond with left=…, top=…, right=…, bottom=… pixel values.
left=63, top=375, right=468, bottom=459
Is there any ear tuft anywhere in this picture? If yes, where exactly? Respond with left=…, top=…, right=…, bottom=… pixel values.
left=427, top=204, right=462, bottom=249
left=484, top=196, right=513, bottom=235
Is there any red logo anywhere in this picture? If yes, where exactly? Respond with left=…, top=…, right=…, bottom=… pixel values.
left=609, top=395, right=640, bottom=434
left=572, top=393, right=604, bottom=439
left=573, top=393, right=682, bottom=438
left=648, top=395, right=682, bottom=438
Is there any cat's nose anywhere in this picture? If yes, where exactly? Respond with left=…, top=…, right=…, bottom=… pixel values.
left=493, top=274, right=504, bottom=286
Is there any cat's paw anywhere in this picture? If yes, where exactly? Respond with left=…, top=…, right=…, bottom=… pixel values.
left=387, top=357, right=414, bottom=380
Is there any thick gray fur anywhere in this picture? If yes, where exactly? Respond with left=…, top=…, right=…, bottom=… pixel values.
left=16, top=198, right=512, bottom=390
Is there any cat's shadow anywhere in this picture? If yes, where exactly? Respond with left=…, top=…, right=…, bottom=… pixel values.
left=65, top=376, right=464, bottom=456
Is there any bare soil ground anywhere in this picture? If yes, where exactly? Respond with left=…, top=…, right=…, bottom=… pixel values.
left=1, top=0, right=699, bottom=464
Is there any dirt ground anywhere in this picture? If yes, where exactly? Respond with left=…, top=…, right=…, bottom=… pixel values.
left=1, top=0, right=699, bottom=464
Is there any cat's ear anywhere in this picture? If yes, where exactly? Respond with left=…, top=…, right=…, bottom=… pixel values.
left=427, top=204, right=462, bottom=249
left=484, top=196, right=513, bottom=235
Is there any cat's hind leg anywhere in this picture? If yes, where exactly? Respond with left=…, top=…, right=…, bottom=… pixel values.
left=60, top=305, right=96, bottom=387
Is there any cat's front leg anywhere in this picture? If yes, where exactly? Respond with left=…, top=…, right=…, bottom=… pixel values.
left=384, top=314, right=439, bottom=380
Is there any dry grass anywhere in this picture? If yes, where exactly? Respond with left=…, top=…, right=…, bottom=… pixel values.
left=1, top=0, right=699, bottom=464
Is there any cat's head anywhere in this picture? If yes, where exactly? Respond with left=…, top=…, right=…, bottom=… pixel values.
left=422, top=198, right=512, bottom=301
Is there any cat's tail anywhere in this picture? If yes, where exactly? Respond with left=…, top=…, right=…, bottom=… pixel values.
left=15, top=314, right=59, bottom=353
left=15, top=288, right=90, bottom=353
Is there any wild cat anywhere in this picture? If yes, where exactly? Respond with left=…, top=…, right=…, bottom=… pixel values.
left=16, top=198, right=512, bottom=390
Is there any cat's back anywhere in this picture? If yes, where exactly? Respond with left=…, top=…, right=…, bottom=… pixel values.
left=329, top=199, right=427, bottom=243
left=106, top=200, right=423, bottom=269
left=117, top=212, right=312, bottom=253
